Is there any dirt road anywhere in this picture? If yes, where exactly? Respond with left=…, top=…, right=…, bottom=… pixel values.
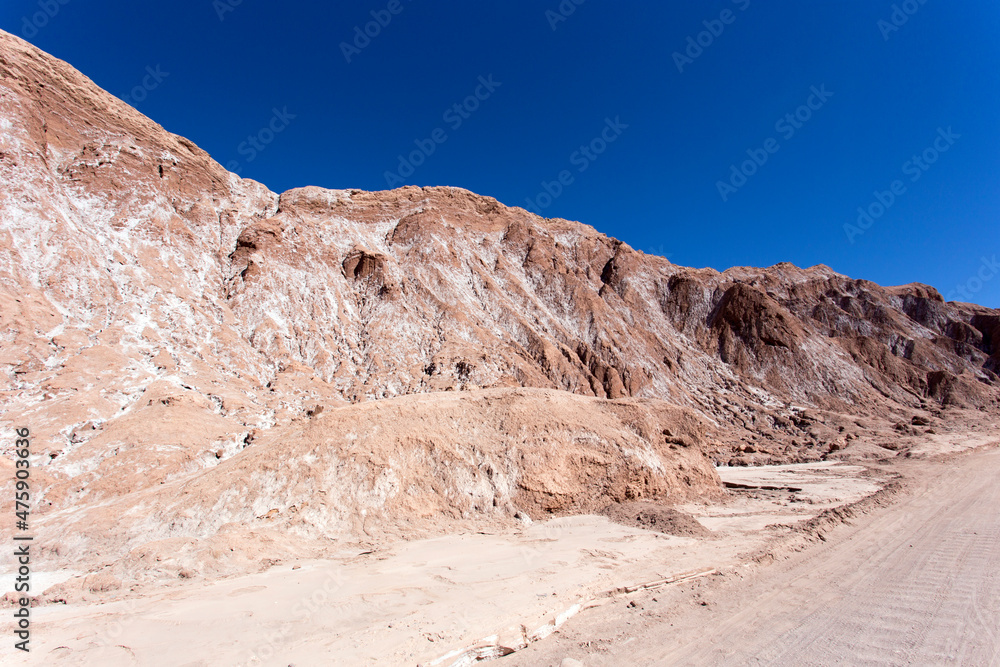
left=507, top=446, right=1000, bottom=666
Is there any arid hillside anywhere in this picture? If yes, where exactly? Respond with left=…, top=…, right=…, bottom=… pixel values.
left=0, top=29, right=998, bottom=583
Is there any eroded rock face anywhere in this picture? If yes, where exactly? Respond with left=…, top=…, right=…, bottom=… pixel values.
left=1, top=30, right=998, bottom=580
left=46, top=389, right=721, bottom=577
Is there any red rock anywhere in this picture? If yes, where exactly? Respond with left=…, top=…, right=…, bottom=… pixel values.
left=0, top=30, right=997, bottom=582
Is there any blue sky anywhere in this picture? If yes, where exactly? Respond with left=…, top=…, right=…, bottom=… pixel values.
left=3, top=1, right=999, bottom=306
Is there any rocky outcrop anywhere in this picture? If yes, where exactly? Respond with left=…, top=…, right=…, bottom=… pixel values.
left=45, top=388, right=722, bottom=578
left=0, top=30, right=998, bottom=579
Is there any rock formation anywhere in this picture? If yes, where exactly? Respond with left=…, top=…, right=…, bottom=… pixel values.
left=0, top=29, right=997, bottom=583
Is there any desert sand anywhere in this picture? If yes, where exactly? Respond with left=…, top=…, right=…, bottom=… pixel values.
left=4, top=427, right=995, bottom=666
left=505, top=439, right=1000, bottom=667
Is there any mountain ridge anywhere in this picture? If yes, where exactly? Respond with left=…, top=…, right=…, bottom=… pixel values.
left=1, top=28, right=997, bottom=587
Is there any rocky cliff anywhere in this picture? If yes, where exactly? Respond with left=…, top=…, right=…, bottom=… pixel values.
left=1, top=30, right=997, bottom=582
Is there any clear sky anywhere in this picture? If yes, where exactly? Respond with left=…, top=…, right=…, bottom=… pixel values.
left=3, top=1, right=998, bottom=306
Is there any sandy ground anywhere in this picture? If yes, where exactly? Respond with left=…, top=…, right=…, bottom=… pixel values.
left=0, top=457, right=891, bottom=666
left=504, top=444, right=1000, bottom=666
